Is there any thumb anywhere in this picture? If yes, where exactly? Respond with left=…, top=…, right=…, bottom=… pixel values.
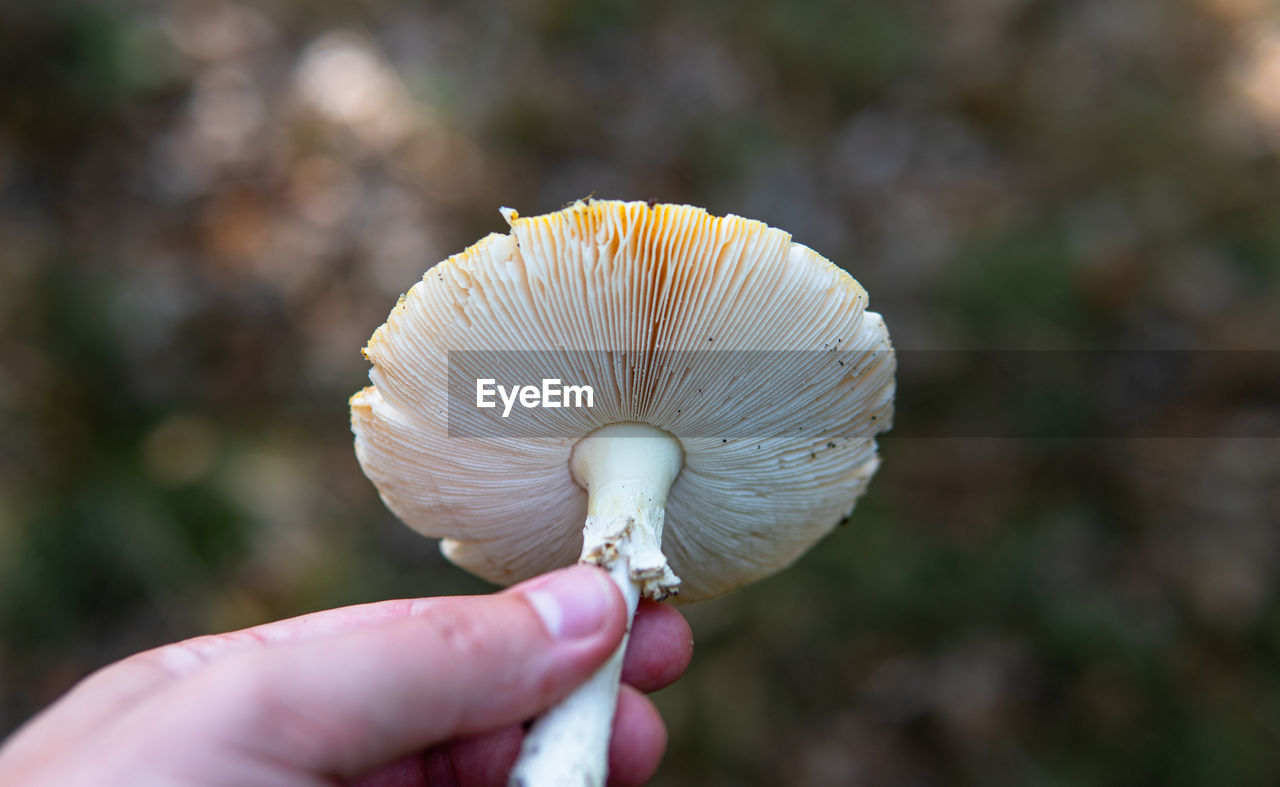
left=155, top=566, right=625, bottom=779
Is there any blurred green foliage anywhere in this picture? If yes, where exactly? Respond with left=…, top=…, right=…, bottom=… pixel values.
left=2, top=1, right=1279, bottom=785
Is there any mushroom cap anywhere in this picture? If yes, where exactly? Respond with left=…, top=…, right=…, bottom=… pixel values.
left=351, top=200, right=895, bottom=603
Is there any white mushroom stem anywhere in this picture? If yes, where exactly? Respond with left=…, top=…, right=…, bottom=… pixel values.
left=509, top=423, right=683, bottom=787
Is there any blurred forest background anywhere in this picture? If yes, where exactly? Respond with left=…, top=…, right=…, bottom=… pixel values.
left=2, top=0, right=1279, bottom=784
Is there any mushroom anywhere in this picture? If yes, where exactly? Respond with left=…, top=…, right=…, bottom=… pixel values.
left=350, top=200, right=895, bottom=786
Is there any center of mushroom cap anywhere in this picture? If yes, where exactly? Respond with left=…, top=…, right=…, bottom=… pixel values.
left=569, top=422, right=684, bottom=501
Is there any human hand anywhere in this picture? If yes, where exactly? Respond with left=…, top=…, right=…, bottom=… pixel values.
left=0, top=565, right=693, bottom=786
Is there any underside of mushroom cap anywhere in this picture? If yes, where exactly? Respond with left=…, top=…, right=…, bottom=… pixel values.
left=351, top=200, right=895, bottom=603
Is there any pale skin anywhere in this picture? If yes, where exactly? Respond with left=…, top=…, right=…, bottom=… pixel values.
left=0, top=565, right=693, bottom=787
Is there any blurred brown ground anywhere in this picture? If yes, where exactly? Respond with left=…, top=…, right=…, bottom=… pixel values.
left=1, top=1, right=1278, bottom=785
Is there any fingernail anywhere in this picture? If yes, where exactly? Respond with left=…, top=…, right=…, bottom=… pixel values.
left=524, top=567, right=613, bottom=641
